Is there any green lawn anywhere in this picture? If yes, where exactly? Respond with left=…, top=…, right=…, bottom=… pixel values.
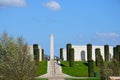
left=35, top=61, right=47, bottom=76
left=34, top=78, right=48, bottom=80
left=61, top=61, right=99, bottom=77
left=66, top=77, right=100, bottom=80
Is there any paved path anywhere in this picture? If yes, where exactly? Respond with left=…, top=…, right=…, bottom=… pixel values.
left=37, top=60, right=71, bottom=80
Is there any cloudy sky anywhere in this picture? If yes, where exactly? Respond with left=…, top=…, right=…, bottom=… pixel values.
left=0, top=0, right=120, bottom=56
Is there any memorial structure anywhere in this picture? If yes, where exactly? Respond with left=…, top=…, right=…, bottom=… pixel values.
left=50, top=34, right=54, bottom=60
left=29, top=45, right=42, bottom=61
left=62, top=45, right=113, bottom=61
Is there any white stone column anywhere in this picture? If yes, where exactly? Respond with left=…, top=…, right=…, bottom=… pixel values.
left=39, top=47, right=42, bottom=61
left=50, top=34, right=54, bottom=60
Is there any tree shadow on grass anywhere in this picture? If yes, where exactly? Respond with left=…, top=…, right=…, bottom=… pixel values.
left=83, top=62, right=88, bottom=66
left=60, top=64, right=66, bottom=67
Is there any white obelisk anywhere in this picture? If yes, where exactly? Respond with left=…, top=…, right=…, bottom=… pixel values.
left=50, top=34, right=54, bottom=60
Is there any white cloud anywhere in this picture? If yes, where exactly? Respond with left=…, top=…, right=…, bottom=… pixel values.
left=96, top=32, right=120, bottom=37
left=0, top=0, right=26, bottom=8
left=94, top=32, right=120, bottom=45
left=43, top=0, right=61, bottom=11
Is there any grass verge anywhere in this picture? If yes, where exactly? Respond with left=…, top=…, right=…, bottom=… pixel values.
left=35, top=61, right=47, bottom=76
left=65, top=77, right=100, bottom=80
left=61, top=61, right=99, bottom=77
left=34, top=78, right=48, bottom=80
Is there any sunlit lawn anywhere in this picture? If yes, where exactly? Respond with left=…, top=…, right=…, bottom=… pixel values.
left=61, top=61, right=99, bottom=77
left=35, top=61, right=47, bottom=76
left=66, top=77, right=100, bottom=80
left=34, top=78, right=48, bottom=80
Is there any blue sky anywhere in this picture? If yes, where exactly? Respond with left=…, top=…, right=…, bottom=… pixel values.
left=0, top=0, right=120, bottom=56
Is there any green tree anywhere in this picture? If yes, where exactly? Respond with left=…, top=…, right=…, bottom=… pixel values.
left=60, top=48, right=63, bottom=60
left=33, top=44, right=39, bottom=62
left=0, top=32, right=36, bottom=80
left=98, top=52, right=105, bottom=80
left=69, top=48, right=74, bottom=67
left=97, top=47, right=120, bottom=80
left=66, top=43, right=72, bottom=61
left=88, top=59, right=94, bottom=77
left=116, top=45, right=120, bottom=62
left=104, top=59, right=120, bottom=80
left=87, top=44, right=92, bottom=60
left=104, top=45, right=109, bottom=62
left=113, top=47, right=117, bottom=59
left=42, top=49, right=44, bottom=61
left=98, top=45, right=120, bottom=80
left=95, top=48, right=100, bottom=67
left=109, top=59, right=120, bottom=76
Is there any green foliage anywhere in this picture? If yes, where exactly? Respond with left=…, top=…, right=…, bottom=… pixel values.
left=87, top=44, right=92, bottom=61
left=104, top=45, right=109, bottom=62
left=116, top=45, right=120, bottom=62
left=33, top=44, right=39, bottom=49
left=34, top=49, right=39, bottom=64
left=66, top=78, right=100, bottom=80
left=69, top=48, right=74, bottom=67
left=97, top=46, right=120, bottom=80
left=105, top=59, right=120, bottom=77
left=66, top=43, right=72, bottom=61
left=98, top=52, right=105, bottom=80
left=88, top=60, right=94, bottom=77
left=113, top=47, right=117, bottom=59
left=34, top=78, right=48, bottom=80
left=33, top=44, right=39, bottom=62
left=60, top=48, right=63, bottom=60
left=113, top=45, right=120, bottom=62
left=95, top=48, right=100, bottom=67
left=87, top=44, right=94, bottom=77
left=42, top=49, right=44, bottom=61
left=99, top=59, right=120, bottom=80
left=0, top=32, right=36, bottom=80
left=35, top=61, right=47, bottom=76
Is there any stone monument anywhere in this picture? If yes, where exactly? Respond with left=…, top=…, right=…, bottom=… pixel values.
left=50, top=34, right=54, bottom=60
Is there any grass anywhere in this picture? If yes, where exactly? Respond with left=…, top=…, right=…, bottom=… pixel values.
left=34, top=78, right=48, bottom=80
left=61, top=61, right=99, bottom=77
left=35, top=61, right=47, bottom=76
left=61, top=61, right=88, bottom=77
left=66, top=77, right=100, bottom=80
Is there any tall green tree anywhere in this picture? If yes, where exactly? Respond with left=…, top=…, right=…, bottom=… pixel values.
left=116, top=45, right=120, bottom=62
left=98, top=51, right=105, bottom=80
left=33, top=44, right=39, bottom=62
left=95, top=48, right=100, bottom=67
left=104, top=45, right=109, bottom=62
left=66, top=43, right=72, bottom=61
left=0, top=32, right=36, bottom=80
left=113, top=47, right=117, bottom=59
left=69, top=48, right=74, bottom=67
left=42, top=49, right=44, bottom=61
left=87, top=44, right=92, bottom=60
left=60, top=48, right=63, bottom=60
left=88, top=59, right=94, bottom=77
